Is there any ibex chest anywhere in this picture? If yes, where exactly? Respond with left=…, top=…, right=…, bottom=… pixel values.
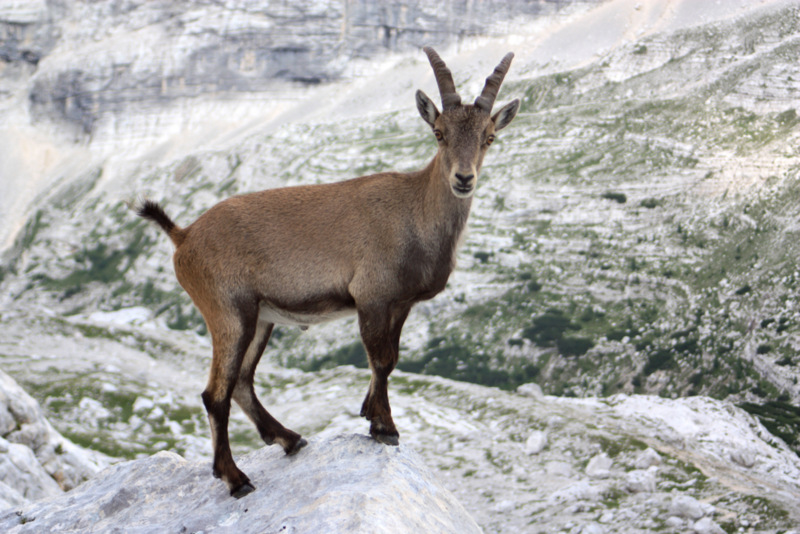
left=399, top=224, right=465, bottom=302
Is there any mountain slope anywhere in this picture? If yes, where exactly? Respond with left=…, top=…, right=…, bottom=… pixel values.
left=3, top=1, right=799, bottom=393
left=0, top=311, right=798, bottom=532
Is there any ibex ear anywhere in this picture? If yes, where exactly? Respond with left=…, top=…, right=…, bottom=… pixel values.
left=416, top=90, right=440, bottom=128
left=492, top=99, right=520, bottom=132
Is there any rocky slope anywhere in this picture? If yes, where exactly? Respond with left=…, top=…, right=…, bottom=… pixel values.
left=0, top=433, right=481, bottom=534
left=1, top=312, right=798, bottom=532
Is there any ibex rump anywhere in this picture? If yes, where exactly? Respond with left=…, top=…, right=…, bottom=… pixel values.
left=137, top=47, right=518, bottom=498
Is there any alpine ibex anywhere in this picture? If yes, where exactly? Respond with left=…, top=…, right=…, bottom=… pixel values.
left=137, top=47, right=519, bottom=498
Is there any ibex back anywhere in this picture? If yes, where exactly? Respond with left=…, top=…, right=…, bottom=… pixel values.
left=137, top=47, right=519, bottom=498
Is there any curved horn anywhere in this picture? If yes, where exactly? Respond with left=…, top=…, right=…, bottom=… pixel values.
left=474, top=52, right=514, bottom=113
left=423, top=46, right=461, bottom=110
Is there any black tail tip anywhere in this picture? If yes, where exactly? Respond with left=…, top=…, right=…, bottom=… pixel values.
left=135, top=198, right=176, bottom=234
left=135, top=198, right=157, bottom=217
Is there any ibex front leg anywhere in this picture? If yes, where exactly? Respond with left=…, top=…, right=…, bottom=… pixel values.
left=357, top=303, right=411, bottom=445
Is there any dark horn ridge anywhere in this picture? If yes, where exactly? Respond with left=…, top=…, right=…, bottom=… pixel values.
left=474, top=52, right=514, bottom=113
left=423, top=46, right=462, bottom=110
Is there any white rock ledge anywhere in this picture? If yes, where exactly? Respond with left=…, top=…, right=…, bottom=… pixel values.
left=0, top=433, right=482, bottom=534
left=0, top=370, right=106, bottom=509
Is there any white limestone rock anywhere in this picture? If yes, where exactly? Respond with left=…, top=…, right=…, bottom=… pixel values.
left=633, top=447, right=662, bottom=469
left=0, top=370, right=107, bottom=510
left=0, top=434, right=481, bottom=534
left=546, top=460, right=573, bottom=478
left=665, top=516, right=684, bottom=529
left=517, top=382, right=544, bottom=399
left=548, top=480, right=603, bottom=505
left=729, top=449, right=756, bottom=468
left=623, top=466, right=657, bottom=494
left=576, top=523, right=605, bottom=534
left=692, top=516, right=726, bottom=534
left=585, top=452, right=613, bottom=479
left=0, top=403, right=14, bottom=436
left=0, top=480, right=26, bottom=511
left=0, top=438, right=61, bottom=502
left=669, top=495, right=713, bottom=520
left=524, top=430, right=547, bottom=455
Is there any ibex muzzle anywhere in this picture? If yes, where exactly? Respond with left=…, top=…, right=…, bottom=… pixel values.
left=136, top=47, right=518, bottom=499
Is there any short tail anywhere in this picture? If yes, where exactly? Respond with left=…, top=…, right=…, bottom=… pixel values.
left=136, top=199, right=185, bottom=247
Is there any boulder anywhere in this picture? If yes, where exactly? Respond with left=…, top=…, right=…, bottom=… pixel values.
left=524, top=430, right=547, bottom=455
left=669, top=495, right=713, bottom=520
left=0, top=434, right=481, bottom=534
left=633, top=447, right=661, bottom=469
left=585, top=452, right=613, bottom=479
left=0, top=370, right=106, bottom=509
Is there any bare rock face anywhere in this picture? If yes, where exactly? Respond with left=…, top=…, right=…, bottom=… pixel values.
left=1, top=0, right=580, bottom=136
left=0, top=433, right=481, bottom=534
left=0, top=370, right=106, bottom=510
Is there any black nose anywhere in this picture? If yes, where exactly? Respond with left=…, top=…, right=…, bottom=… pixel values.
left=455, top=173, right=474, bottom=184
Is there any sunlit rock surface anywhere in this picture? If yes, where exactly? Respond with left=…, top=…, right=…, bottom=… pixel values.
left=0, top=433, right=481, bottom=534
left=0, top=370, right=107, bottom=510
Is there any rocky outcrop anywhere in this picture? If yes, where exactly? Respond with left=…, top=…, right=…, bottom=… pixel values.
left=0, top=433, right=481, bottom=534
left=0, top=370, right=106, bottom=510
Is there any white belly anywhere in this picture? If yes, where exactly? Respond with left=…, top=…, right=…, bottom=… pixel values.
left=258, top=301, right=356, bottom=327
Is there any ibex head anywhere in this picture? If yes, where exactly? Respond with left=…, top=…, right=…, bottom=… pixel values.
left=416, top=47, right=520, bottom=199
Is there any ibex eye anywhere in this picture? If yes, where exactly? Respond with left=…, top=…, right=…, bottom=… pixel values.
left=434, top=130, right=444, bottom=142
left=486, top=135, right=495, bottom=146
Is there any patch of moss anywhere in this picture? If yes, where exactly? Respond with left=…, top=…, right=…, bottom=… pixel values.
left=557, top=336, right=595, bottom=357
left=739, top=400, right=800, bottom=455
left=643, top=349, right=676, bottom=375
left=307, top=341, right=368, bottom=372
left=41, top=225, right=153, bottom=293
left=522, top=308, right=580, bottom=347
left=601, top=191, right=627, bottom=204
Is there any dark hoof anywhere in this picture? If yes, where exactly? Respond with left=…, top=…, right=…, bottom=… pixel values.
left=230, top=482, right=255, bottom=499
left=372, top=432, right=400, bottom=446
left=286, top=437, right=308, bottom=456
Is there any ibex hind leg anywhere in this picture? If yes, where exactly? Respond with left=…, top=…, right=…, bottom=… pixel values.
left=232, top=319, right=308, bottom=455
left=201, top=302, right=260, bottom=498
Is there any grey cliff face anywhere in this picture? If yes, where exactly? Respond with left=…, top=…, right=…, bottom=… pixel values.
left=0, top=4, right=57, bottom=68
left=7, top=0, right=586, bottom=135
